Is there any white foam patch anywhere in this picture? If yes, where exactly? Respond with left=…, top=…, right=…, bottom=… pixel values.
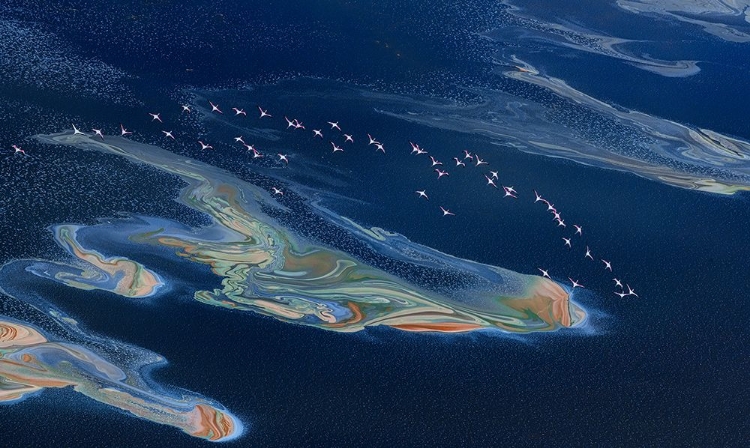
left=617, top=0, right=750, bottom=42
left=0, top=17, right=136, bottom=104
left=495, top=1, right=702, bottom=78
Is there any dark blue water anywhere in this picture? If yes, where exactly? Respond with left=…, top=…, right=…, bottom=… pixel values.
left=1, top=1, right=749, bottom=446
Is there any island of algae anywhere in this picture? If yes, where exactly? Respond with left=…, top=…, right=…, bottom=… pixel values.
left=31, top=132, right=586, bottom=334
left=0, top=318, right=241, bottom=441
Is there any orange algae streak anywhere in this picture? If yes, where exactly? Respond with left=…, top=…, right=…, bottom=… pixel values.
left=0, top=384, right=42, bottom=401
left=345, top=302, right=364, bottom=325
left=188, top=404, right=238, bottom=441
left=390, top=322, right=484, bottom=333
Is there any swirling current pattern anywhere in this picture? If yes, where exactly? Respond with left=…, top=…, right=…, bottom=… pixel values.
left=616, top=0, right=750, bottom=42
left=26, top=225, right=164, bottom=298
left=368, top=58, right=750, bottom=195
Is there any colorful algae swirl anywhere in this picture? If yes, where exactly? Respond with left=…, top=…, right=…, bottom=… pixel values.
left=30, top=132, right=586, bottom=334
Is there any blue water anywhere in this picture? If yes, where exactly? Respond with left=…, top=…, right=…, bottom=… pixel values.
left=1, top=0, right=749, bottom=446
